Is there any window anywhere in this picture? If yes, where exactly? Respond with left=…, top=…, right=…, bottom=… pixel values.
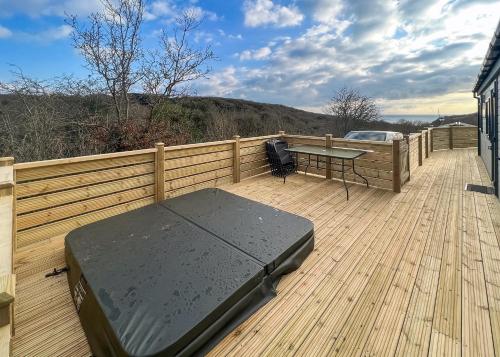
left=482, top=100, right=487, bottom=132
left=486, top=99, right=489, bottom=135
left=491, top=90, right=496, bottom=140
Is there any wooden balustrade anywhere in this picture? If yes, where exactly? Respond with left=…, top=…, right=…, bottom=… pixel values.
left=1, top=126, right=478, bottom=256
left=430, top=126, right=477, bottom=151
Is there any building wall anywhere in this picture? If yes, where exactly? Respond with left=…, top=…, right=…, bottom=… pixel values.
left=497, top=79, right=500, bottom=194
left=479, top=80, right=495, bottom=179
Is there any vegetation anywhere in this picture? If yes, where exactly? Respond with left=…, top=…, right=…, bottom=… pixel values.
left=0, top=0, right=477, bottom=163
left=325, top=87, right=380, bottom=136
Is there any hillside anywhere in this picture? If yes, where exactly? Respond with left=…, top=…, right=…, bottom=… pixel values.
left=163, top=96, right=334, bottom=136
left=0, top=93, right=477, bottom=162
left=430, top=113, right=476, bottom=127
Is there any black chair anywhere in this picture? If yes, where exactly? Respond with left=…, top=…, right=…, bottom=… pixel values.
left=266, top=140, right=296, bottom=183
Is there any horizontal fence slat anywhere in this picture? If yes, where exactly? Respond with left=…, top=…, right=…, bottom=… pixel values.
left=164, top=158, right=233, bottom=181
left=240, top=145, right=266, bottom=156
left=16, top=197, right=154, bottom=249
left=240, top=159, right=269, bottom=173
left=15, top=152, right=155, bottom=182
left=17, top=185, right=155, bottom=231
left=241, top=166, right=269, bottom=180
left=165, top=143, right=233, bottom=160
left=16, top=174, right=155, bottom=214
left=241, top=152, right=267, bottom=164
left=16, top=163, right=155, bottom=198
left=164, top=150, right=233, bottom=170
left=165, top=167, right=233, bottom=192
left=14, top=149, right=156, bottom=169
left=165, top=176, right=233, bottom=199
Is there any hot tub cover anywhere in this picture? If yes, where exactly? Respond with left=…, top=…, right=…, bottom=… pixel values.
left=65, top=189, right=314, bottom=356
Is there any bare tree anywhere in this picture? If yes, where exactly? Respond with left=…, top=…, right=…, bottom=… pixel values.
left=325, top=87, right=380, bottom=136
left=67, top=0, right=144, bottom=124
left=0, top=70, right=113, bottom=162
left=141, top=9, right=216, bottom=122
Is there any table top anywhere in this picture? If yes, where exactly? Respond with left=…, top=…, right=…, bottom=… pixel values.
left=285, top=145, right=371, bottom=159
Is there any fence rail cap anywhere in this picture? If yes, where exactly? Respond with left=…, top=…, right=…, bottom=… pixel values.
left=14, top=148, right=156, bottom=170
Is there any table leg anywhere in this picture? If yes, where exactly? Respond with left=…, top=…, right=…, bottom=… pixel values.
left=305, top=154, right=311, bottom=175
left=352, top=159, right=369, bottom=188
left=341, top=158, right=349, bottom=200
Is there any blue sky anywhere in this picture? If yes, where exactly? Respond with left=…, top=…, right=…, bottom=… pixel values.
left=0, top=0, right=499, bottom=115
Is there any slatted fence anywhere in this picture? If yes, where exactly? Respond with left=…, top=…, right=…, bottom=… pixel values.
left=430, top=126, right=478, bottom=151
left=7, top=127, right=477, bottom=253
left=14, top=150, right=158, bottom=249
left=284, top=134, right=395, bottom=190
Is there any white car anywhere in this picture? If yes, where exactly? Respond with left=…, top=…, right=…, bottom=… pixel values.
left=344, top=130, right=404, bottom=142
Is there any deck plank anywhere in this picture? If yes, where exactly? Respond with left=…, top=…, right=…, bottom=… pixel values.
left=11, top=148, right=500, bottom=357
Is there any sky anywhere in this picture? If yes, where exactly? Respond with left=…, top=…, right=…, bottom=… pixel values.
left=0, top=0, right=499, bottom=115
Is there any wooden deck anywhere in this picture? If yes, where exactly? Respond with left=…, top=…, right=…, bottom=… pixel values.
left=12, top=148, right=500, bottom=356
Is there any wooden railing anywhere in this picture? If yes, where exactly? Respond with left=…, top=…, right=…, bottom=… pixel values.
left=10, top=134, right=278, bottom=251
left=0, top=157, right=15, bottom=356
left=430, top=126, right=477, bottom=151
left=284, top=134, right=395, bottom=190
left=1, top=127, right=478, bottom=253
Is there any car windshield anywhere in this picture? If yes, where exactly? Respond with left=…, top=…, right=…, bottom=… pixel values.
left=344, top=132, right=387, bottom=141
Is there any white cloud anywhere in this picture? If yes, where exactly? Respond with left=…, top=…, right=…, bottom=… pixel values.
left=218, top=29, right=243, bottom=40
left=0, top=24, right=12, bottom=38
left=239, top=46, right=272, bottom=61
left=144, top=1, right=175, bottom=20
left=145, top=1, right=218, bottom=22
left=12, top=25, right=73, bottom=43
left=0, top=0, right=102, bottom=17
left=41, top=24, right=73, bottom=41
left=243, top=0, right=304, bottom=28
left=196, top=66, right=242, bottom=97
left=186, top=5, right=218, bottom=21
left=197, top=0, right=500, bottom=115
left=303, top=0, right=343, bottom=25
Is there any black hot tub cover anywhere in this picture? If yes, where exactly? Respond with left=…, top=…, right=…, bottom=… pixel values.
left=65, top=188, right=314, bottom=356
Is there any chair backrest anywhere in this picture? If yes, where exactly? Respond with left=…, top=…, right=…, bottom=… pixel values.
left=266, top=140, right=293, bottom=165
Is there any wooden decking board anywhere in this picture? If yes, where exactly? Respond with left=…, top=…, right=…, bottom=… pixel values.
left=461, top=149, right=495, bottom=357
left=395, top=150, right=459, bottom=356
left=349, top=144, right=454, bottom=356
left=210, top=181, right=389, bottom=355
left=262, top=157, right=437, bottom=356
left=429, top=149, right=463, bottom=356
left=11, top=148, right=500, bottom=357
left=297, top=147, right=444, bottom=356
left=468, top=151, right=500, bottom=357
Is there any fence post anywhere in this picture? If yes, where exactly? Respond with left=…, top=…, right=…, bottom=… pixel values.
left=0, top=156, right=15, bottom=345
left=405, top=136, right=411, bottom=181
left=392, top=140, right=401, bottom=193
left=233, top=135, right=241, bottom=183
left=154, top=143, right=165, bottom=202
left=430, top=128, right=434, bottom=152
left=418, top=134, right=423, bottom=166
left=449, top=126, right=454, bottom=150
left=0, top=157, right=14, bottom=274
left=424, top=130, right=429, bottom=158
left=325, top=134, right=332, bottom=179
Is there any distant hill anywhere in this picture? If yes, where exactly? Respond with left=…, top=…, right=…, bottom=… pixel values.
left=171, top=96, right=477, bottom=135
left=430, top=113, right=476, bottom=127
left=0, top=93, right=479, bottom=162
left=171, top=96, right=333, bottom=136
